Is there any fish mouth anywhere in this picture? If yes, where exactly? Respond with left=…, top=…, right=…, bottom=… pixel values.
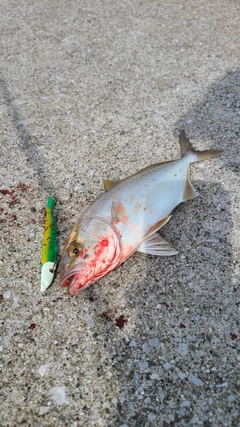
left=60, top=266, right=92, bottom=295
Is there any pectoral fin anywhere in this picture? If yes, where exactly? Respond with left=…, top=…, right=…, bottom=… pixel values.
left=138, top=233, right=178, bottom=256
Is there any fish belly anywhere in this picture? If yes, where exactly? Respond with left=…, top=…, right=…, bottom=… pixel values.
left=113, top=159, right=189, bottom=252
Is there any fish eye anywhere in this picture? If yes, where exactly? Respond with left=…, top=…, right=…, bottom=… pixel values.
left=68, top=241, right=82, bottom=258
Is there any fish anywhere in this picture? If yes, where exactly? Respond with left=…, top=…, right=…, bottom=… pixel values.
left=60, top=131, right=224, bottom=295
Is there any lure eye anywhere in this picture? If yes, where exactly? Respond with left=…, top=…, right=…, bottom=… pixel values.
left=68, top=241, right=82, bottom=258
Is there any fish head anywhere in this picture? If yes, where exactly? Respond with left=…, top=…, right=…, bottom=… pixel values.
left=60, top=217, right=121, bottom=295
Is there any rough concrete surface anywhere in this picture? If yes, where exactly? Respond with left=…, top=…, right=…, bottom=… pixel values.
left=0, top=1, right=240, bottom=426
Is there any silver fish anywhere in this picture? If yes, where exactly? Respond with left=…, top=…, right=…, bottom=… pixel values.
left=60, top=131, right=224, bottom=295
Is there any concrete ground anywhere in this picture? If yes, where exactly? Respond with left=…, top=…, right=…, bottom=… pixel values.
left=0, top=1, right=239, bottom=426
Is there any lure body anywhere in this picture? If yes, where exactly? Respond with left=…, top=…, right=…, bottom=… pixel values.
left=41, top=197, right=57, bottom=291
left=60, top=131, right=224, bottom=295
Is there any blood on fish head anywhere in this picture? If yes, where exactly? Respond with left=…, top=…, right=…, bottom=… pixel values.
left=60, top=218, right=121, bottom=295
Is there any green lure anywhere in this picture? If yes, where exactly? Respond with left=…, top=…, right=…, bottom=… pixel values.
left=40, top=196, right=57, bottom=291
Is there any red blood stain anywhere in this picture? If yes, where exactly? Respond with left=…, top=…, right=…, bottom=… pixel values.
left=180, top=323, right=186, bottom=328
left=164, top=303, right=169, bottom=309
left=0, top=219, right=5, bottom=223
left=26, top=238, right=31, bottom=242
left=115, top=315, right=127, bottom=329
left=93, top=238, right=110, bottom=260
left=1, top=189, right=20, bottom=207
left=0, top=295, right=3, bottom=303
left=17, top=182, right=29, bottom=192
left=89, top=297, right=94, bottom=302
left=31, top=219, right=36, bottom=224
left=0, top=207, right=3, bottom=212
left=105, top=408, right=110, bottom=414
left=230, top=333, right=238, bottom=340
left=37, top=300, right=42, bottom=304
left=29, top=323, right=36, bottom=330
left=7, top=199, right=20, bottom=206
left=0, top=189, right=14, bottom=196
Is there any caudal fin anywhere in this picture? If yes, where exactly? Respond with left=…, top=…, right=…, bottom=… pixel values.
left=179, top=130, right=225, bottom=162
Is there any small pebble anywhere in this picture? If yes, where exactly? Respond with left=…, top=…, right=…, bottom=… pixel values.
left=163, top=362, right=171, bottom=370
left=150, top=373, right=159, bottom=380
left=3, top=290, right=11, bottom=299
left=148, top=413, right=156, bottom=422
left=148, top=338, right=160, bottom=347
left=179, top=343, right=188, bottom=356
left=39, top=364, right=51, bottom=376
left=188, top=374, right=204, bottom=386
left=39, top=406, right=50, bottom=415
left=216, top=382, right=228, bottom=388
left=182, top=400, right=191, bottom=407
left=48, top=386, right=69, bottom=404
left=138, top=361, right=148, bottom=371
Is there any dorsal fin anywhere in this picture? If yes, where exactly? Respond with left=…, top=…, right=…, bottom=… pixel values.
left=104, top=160, right=174, bottom=192
left=103, top=179, right=122, bottom=192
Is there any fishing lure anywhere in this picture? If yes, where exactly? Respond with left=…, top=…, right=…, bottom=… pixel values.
left=41, top=196, right=57, bottom=291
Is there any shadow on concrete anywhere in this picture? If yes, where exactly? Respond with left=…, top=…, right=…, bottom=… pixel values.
left=174, top=69, right=240, bottom=176
left=94, top=180, right=232, bottom=425
left=0, top=72, right=55, bottom=195
left=92, top=71, right=237, bottom=425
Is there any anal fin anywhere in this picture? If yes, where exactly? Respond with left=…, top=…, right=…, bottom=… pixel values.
left=142, top=216, right=172, bottom=240
left=138, top=233, right=178, bottom=256
left=182, top=168, right=198, bottom=202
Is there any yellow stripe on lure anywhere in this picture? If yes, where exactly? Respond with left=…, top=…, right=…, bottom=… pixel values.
left=41, top=196, right=57, bottom=292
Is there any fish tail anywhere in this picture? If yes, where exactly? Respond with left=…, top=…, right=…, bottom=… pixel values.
left=179, top=130, right=225, bottom=162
